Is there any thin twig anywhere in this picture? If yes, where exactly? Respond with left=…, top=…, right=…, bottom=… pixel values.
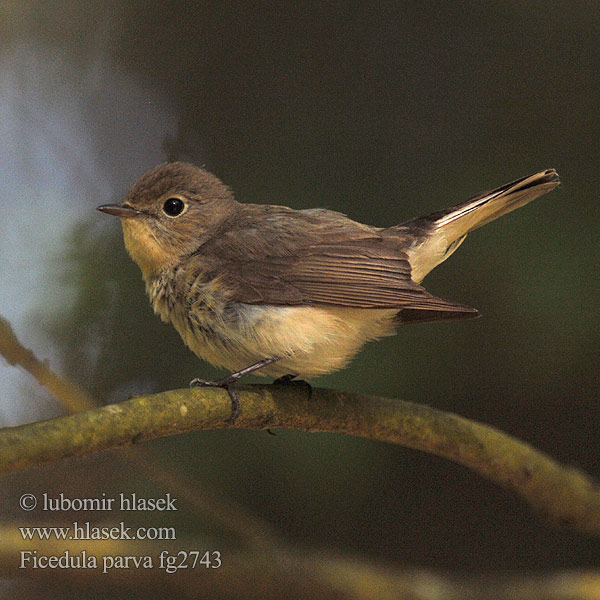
left=125, top=450, right=281, bottom=547
left=0, top=315, right=95, bottom=412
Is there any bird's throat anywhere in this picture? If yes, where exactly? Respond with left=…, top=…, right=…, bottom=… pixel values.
left=121, top=219, right=171, bottom=279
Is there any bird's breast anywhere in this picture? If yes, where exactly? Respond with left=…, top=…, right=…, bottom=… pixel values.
left=146, top=268, right=228, bottom=340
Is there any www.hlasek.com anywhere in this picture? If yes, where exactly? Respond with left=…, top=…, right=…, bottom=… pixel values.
left=20, top=521, right=175, bottom=541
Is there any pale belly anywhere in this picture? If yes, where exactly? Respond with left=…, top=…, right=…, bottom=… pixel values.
left=169, top=302, right=398, bottom=378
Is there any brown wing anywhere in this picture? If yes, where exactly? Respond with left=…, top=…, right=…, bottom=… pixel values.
left=195, top=217, right=479, bottom=322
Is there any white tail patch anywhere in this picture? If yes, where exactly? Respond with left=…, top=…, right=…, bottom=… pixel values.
left=406, top=169, right=559, bottom=283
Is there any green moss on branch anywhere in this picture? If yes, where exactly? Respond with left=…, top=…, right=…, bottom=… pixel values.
left=0, top=384, right=598, bottom=535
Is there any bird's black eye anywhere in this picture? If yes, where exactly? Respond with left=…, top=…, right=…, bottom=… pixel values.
left=162, top=197, right=185, bottom=217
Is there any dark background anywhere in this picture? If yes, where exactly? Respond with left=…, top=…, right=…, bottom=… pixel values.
left=1, top=1, right=598, bottom=595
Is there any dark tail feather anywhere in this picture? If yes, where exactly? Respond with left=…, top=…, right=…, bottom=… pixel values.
left=396, top=306, right=480, bottom=325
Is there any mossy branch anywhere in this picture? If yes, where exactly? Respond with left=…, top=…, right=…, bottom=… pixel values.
left=0, top=384, right=599, bottom=535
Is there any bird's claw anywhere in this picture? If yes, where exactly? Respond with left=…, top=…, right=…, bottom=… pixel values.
left=189, top=357, right=279, bottom=422
left=190, top=378, right=240, bottom=422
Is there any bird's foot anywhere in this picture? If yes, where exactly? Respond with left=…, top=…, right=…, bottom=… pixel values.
left=190, top=357, right=278, bottom=423
left=273, top=373, right=298, bottom=385
left=272, top=373, right=312, bottom=399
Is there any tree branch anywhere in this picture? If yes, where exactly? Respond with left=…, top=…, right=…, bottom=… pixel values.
left=0, top=316, right=94, bottom=412
left=0, top=384, right=598, bottom=535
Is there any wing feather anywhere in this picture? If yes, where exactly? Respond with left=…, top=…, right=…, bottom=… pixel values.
left=175, top=172, right=559, bottom=324
left=192, top=223, right=479, bottom=321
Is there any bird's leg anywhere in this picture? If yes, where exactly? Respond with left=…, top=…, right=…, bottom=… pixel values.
left=190, top=357, right=279, bottom=423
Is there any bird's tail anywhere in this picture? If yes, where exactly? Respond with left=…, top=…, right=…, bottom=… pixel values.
left=398, top=169, right=560, bottom=282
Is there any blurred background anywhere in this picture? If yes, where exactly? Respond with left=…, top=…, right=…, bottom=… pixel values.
left=0, top=1, right=599, bottom=597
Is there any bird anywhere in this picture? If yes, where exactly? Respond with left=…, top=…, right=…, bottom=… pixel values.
left=98, top=163, right=560, bottom=421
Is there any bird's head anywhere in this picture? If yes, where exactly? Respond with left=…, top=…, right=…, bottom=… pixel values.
left=98, top=162, right=237, bottom=278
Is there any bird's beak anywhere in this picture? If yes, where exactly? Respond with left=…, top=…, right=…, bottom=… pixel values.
left=97, top=203, right=143, bottom=218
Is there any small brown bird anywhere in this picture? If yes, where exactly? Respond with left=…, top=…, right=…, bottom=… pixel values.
left=98, top=164, right=559, bottom=420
